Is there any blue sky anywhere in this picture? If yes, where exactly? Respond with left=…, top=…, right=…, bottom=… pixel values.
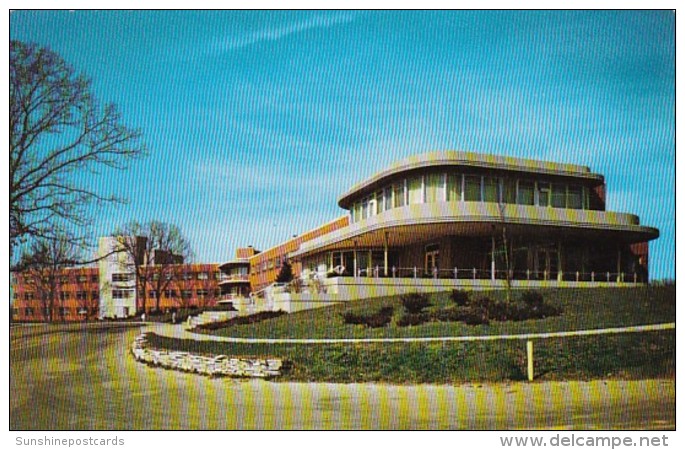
left=10, top=10, right=675, bottom=279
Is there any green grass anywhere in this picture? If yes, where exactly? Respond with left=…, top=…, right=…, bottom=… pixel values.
left=144, top=286, right=675, bottom=383
left=205, top=286, right=676, bottom=339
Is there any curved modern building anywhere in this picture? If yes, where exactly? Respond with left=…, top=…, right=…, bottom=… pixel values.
left=289, top=151, right=658, bottom=290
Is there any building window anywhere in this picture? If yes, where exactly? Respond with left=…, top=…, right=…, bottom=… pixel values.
left=447, top=173, right=462, bottom=202
left=464, top=175, right=482, bottom=202
left=408, top=175, right=423, bottom=204
left=60, top=292, right=70, bottom=301
left=59, top=307, right=68, bottom=316
left=25, top=307, right=34, bottom=316
left=112, top=290, right=131, bottom=299
left=76, top=291, right=87, bottom=301
left=502, top=177, right=517, bottom=204
left=517, top=180, right=535, bottom=205
left=551, top=184, right=566, bottom=208
left=197, top=272, right=208, bottom=280
left=181, top=290, right=192, bottom=299
left=112, top=273, right=133, bottom=283
left=483, top=177, right=500, bottom=203
left=77, top=275, right=88, bottom=283
left=537, top=182, right=550, bottom=207
left=164, top=290, right=177, bottom=298
left=25, top=292, right=34, bottom=301
left=182, top=272, right=193, bottom=280
left=425, top=173, right=444, bottom=203
left=91, top=291, right=99, bottom=300
left=393, top=182, right=406, bottom=208
left=90, top=275, right=98, bottom=283
left=384, top=187, right=392, bottom=211
left=567, top=185, right=583, bottom=209
left=196, top=289, right=208, bottom=297
left=149, top=291, right=157, bottom=299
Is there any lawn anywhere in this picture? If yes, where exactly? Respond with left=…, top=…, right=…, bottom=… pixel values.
left=144, top=286, right=675, bottom=383
left=204, top=286, right=676, bottom=339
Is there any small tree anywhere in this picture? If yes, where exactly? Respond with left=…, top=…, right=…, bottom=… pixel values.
left=17, top=235, right=83, bottom=322
left=275, top=260, right=294, bottom=283
left=497, top=202, right=513, bottom=303
left=113, top=221, right=193, bottom=312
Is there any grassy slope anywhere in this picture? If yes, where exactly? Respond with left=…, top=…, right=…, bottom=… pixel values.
left=145, top=286, right=675, bottom=383
left=208, top=286, right=676, bottom=339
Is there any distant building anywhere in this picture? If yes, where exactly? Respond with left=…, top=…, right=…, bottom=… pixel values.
left=11, top=236, right=222, bottom=322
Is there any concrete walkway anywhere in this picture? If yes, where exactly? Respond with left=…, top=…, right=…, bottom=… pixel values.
left=145, top=321, right=675, bottom=344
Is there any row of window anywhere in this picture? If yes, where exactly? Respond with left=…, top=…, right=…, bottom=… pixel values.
left=253, top=258, right=283, bottom=274
left=17, top=291, right=99, bottom=301
left=17, top=307, right=98, bottom=316
left=114, top=289, right=222, bottom=299
left=20, top=274, right=99, bottom=285
left=142, top=271, right=223, bottom=281
left=349, top=173, right=593, bottom=223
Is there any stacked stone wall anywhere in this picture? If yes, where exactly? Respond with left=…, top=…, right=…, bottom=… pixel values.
left=131, top=332, right=284, bottom=378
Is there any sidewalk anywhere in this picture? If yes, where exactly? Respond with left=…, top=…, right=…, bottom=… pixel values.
left=145, top=321, right=676, bottom=344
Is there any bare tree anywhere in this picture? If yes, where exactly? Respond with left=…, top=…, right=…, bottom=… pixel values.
left=17, top=235, right=83, bottom=322
left=10, top=40, right=145, bottom=262
left=112, top=221, right=193, bottom=313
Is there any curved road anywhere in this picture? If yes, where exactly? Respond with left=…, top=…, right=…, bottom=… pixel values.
left=10, top=323, right=675, bottom=430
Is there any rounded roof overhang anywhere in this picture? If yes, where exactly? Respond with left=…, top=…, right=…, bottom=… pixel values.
left=338, top=150, right=605, bottom=209
left=292, top=202, right=659, bottom=258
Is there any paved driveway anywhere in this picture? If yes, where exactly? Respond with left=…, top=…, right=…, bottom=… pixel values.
left=10, top=323, right=675, bottom=430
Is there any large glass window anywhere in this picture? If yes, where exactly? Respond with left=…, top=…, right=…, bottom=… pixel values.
left=567, top=185, right=583, bottom=209
left=368, top=194, right=377, bottom=217
left=408, top=175, right=423, bottom=204
left=551, top=184, right=566, bottom=208
left=376, top=190, right=385, bottom=213
left=517, top=181, right=535, bottom=205
left=464, top=175, right=482, bottom=202
left=425, top=173, right=444, bottom=203
left=393, top=182, right=405, bottom=208
left=538, top=182, right=550, bottom=207
left=384, top=187, right=392, bottom=210
left=447, top=173, right=462, bottom=202
left=502, top=177, right=517, bottom=204
left=361, top=198, right=369, bottom=219
left=483, top=177, right=500, bottom=203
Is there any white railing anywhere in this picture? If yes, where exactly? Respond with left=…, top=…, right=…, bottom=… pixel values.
left=350, top=266, right=645, bottom=284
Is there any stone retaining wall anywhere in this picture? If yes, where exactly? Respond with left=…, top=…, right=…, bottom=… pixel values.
left=131, top=333, right=284, bottom=378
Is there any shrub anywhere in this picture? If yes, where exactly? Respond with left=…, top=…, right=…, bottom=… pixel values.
left=519, top=290, right=544, bottom=309
left=460, top=307, right=490, bottom=326
left=450, top=289, right=470, bottom=306
left=470, top=296, right=491, bottom=309
left=429, top=307, right=464, bottom=322
left=401, top=293, right=432, bottom=314
left=397, top=312, right=429, bottom=327
left=343, top=306, right=394, bottom=328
